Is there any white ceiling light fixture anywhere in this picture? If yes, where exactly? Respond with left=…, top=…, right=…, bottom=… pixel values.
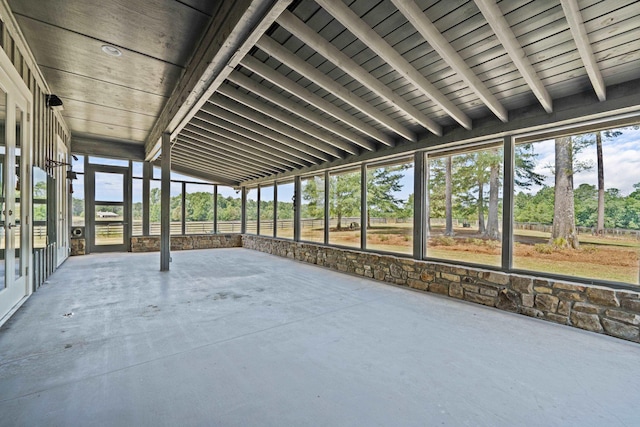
left=101, top=45, right=122, bottom=57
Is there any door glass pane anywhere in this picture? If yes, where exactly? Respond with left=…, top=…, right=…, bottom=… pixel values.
left=95, top=223, right=124, bottom=246
left=14, top=106, right=22, bottom=280
left=95, top=172, right=123, bottom=202
left=0, top=88, right=5, bottom=289
left=95, top=204, right=123, bottom=221
left=301, top=174, right=325, bottom=243
left=132, top=178, right=142, bottom=236
left=217, top=186, right=241, bottom=233
left=33, top=167, right=47, bottom=248
left=329, top=168, right=361, bottom=248
left=259, top=185, right=274, bottom=236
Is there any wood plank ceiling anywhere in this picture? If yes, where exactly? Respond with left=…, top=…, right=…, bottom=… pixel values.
left=10, top=0, right=640, bottom=185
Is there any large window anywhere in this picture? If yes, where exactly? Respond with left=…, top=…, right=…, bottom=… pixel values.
left=427, top=145, right=503, bottom=266
left=33, top=167, right=47, bottom=248
left=329, top=168, right=361, bottom=248
left=513, top=125, right=640, bottom=285
left=149, top=180, right=161, bottom=235
left=170, top=182, right=182, bottom=235
left=132, top=178, right=143, bottom=236
left=366, top=157, right=414, bottom=254
left=300, top=174, right=325, bottom=243
left=186, top=183, right=214, bottom=234
left=246, top=188, right=258, bottom=234
left=71, top=155, right=84, bottom=227
left=276, top=181, right=294, bottom=239
left=217, top=186, right=241, bottom=233
left=259, top=185, right=274, bottom=237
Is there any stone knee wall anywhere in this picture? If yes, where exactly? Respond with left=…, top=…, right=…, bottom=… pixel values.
left=241, top=235, right=640, bottom=343
left=70, top=238, right=85, bottom=256
left=131, top=234, right=242, bottom=252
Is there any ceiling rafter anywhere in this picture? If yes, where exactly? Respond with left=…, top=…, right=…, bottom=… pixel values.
left=315, top=0, right=472, bottom=130
left=195, top=109, right=323, bottom=164
left=177, top=133, right=287, bottom=173
left=187, top=118, right=310, bottom=167
left=200, top=103, right=338, bottom=160
left=474, top=0, right=553, bottom=113
left=165, top=163, right=240, bottom=187
left=217, top=84, right=359, bottom=155
left=170, top=151, right=263, bottom=181
left=226, top=71, right=376, bottom=151
left=559, top=0, right=606, bottom=101
left=276, top=10, right=442, bottom=136
left=240, top=55, right=395, bottom=146
left=391, top=0, right=507, bottom=122
left=209, top=93, right=349, bottom=158
left=256, top=35, right=416, bottom=142
left=180, top=128, right=297, bottom=171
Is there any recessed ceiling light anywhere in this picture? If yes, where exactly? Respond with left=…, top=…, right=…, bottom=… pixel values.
left=101, top=45, right=122, bottom=57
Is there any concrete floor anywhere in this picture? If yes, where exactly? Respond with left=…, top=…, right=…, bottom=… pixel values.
left=0, top=249, right=639, bottom=427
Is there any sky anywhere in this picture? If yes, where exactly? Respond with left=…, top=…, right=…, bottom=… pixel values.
left=521, top=126, right=640, bottom=195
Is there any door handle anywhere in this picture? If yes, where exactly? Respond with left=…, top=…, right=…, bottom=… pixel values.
left=7, top=223, right=14, bottom=229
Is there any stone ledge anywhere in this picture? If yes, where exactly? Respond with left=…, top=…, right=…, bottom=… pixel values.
left=241, top=235, right=640, bottom=344
left=131, top=234, right=241, bottom=252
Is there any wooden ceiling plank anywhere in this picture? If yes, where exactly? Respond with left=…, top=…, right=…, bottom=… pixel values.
left=240, top=55, right=395, bottom=146
left=315, top=0, right=471, bottom=129
left=276, top=10, right=442, bottom=136
left=226, top=71, right=375, bottom=151
left=209, top=93, right=350, bottom=157
left=391, top=0, right=507, bottom=122
left=256, top=34, right=416, bottom=142
left=559, top=0, right=606, bottom=101
left=474, top=0, right=554, bottom=113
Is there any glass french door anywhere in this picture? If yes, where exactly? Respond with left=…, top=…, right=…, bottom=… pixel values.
left=87, top=165, right=130, bottom=252
left=0, top=63, right=31, bottom=320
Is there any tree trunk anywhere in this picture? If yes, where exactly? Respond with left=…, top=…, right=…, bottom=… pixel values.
left=551, top=137, right=579, bottom=249
left=445, top=156, right=454, bottom=236
left=367, top=209, right=371, bottom=229
left=596, top=132, right=605, bottom=236
left=477, top=182, right=485, bottom=234
left=337, top=212, right=342, bottom=231
left=485, top=162, right=501, bottom=240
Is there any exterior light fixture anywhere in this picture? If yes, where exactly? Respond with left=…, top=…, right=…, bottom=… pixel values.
left=46, top=94, right=63, bottom=110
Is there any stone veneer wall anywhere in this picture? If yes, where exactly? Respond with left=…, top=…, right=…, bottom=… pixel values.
left=131, top=234, right=242, bottom=252
left=242, top=235, right=640, bottom=344
left=70, top=238, right=86, bottom=256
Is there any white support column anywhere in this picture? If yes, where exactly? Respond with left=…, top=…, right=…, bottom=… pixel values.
left=160, top=132, right=171, bottom=271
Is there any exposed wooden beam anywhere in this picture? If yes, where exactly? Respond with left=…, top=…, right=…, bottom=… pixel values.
left=196, top=109, right=322, bottom=164
left=174, top=138, right=281, bottom=176
left=200, top=103, right=338, bottom=160
left=179, top=130, right=294, bottom=172
left=559, top=0, right=606, bottom=101
left=217, top=84, right=358, bottom=155
left=164, top=163, right=240, bottom=187
left=226, top=70, right=376, bottom=151
left=209, top=93, right=349, bottom=157
left=176, top=133, right=289, bottom=174
left=276, top=10, right=442, bottom=136
left=240, top=55, right=395, bottom=146
left=391, top=0, right=507, bottom=122
left=171, top=147, right=268, bottom=180
left=474, top=0, right=553, bottom=113
left=187, top=118, right=309, bottom=167
left=315, top=0, right=472, bottom=129
left=182, top=124, right=302, bottom=169
left=256, top=35, right=416, bottom=142
left=169, top=154, right=260, bottom=181
left=145, top=0, right=292, bottom=160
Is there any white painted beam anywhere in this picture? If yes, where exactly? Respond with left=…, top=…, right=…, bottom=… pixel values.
left=226, top=70, right=376, bottom=151
left=217, top=84, right=359, bottom=155
left=146, top=0, right=292, bottom=160
left=172, top=144, right=271, bottom=179
left=315, top=0, right=472, bottom=129
left=209, top=93, right=350, bottom=157
left=195, top=108, right=324, bottom=164
left=240, top=55, right=395, bottom=146
left=187, top=118, right=309, bottom=167
left=181, top=127, right=300, bottom=170
left=276, top=10, right=442, bottom=136
left=559, top=0, right=606, bottom=101
left=256, top=35, right=416, bottom=141
left=474, top=0, right=553, bottom=113
left=200, top=103, right=339, bottom=160
left=391, top=0, right=507, bottom=122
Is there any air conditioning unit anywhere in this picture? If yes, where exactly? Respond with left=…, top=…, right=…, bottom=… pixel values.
left=71, top=226, right=85, bottom=239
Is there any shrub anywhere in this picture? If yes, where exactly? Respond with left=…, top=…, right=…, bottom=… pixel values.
left=534, top=244, right=554, bottom=254
left=432, top=236, right=456, bottom=246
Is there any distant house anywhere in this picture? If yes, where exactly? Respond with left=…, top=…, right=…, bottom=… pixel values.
left=97, top=211, right=119, bottom=218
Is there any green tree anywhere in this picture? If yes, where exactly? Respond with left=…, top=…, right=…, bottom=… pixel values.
left=301, top=177, right=324, bottom=219
left=366, top=164, right=408, bottom=227
left=329, top=171, right=360, bottom=230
